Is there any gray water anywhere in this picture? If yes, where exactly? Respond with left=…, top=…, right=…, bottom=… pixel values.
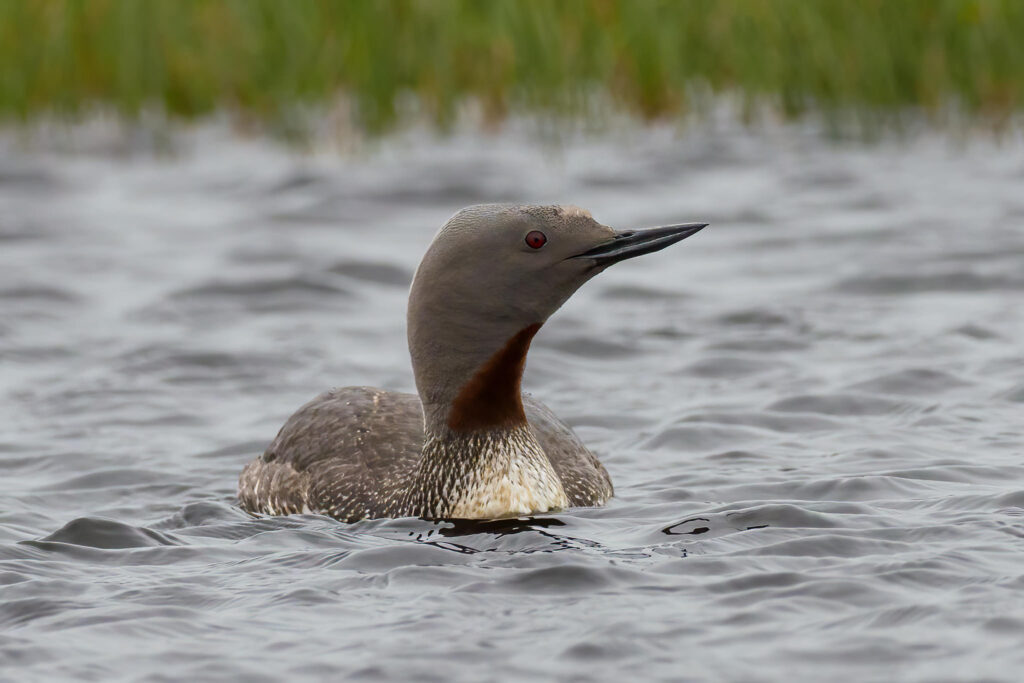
left=1, top=119, right=1023, bottom=682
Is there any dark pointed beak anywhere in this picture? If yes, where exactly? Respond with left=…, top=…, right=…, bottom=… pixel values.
left=570, top=222, right=708, bottom=266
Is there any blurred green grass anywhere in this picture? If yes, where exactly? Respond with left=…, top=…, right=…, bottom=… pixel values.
left=1, top=0, right=1022, bottom=133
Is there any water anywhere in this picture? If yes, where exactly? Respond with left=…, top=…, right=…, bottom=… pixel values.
left=1, top=119, right=1023, bottom=682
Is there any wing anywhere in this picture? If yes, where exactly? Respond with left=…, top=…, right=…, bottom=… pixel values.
left=238, top=387, right=423, bottom=518
left=525, top=396, right=614, bottom=506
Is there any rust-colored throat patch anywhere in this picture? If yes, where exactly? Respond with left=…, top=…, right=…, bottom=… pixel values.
left=447, top=323, right=542, bottom=432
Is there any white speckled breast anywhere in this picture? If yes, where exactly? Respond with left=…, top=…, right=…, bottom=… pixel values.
left=409, top=425, right=569, bottom=520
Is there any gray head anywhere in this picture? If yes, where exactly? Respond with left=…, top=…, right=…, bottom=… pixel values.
left=408, top=204, right=706, bottom=430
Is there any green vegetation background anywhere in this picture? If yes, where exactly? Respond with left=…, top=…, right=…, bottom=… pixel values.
left=2, top=0, right=1022, bottom=132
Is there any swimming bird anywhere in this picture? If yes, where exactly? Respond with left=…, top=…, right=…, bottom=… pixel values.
left=238, top=204, right=706, bottom=522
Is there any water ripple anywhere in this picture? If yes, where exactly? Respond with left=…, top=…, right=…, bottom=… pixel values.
left=1, top=122, right=1023, bottom=681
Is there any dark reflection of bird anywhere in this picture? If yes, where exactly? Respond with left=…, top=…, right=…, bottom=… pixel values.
left=239, top=204, right=707, bottom=522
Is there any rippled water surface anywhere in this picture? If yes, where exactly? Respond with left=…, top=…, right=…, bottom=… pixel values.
left=2, top=121, right=1023, bottom=682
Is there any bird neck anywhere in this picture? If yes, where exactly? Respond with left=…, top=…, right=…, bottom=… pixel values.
left=444, top=322, right=541, bottom=430
left=411, top=315, right=544, bottom=431
left=406, top=317, right=567, bottom=519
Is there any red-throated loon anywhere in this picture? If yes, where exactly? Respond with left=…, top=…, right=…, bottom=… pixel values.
left=238, top=204, right=707, bottom=522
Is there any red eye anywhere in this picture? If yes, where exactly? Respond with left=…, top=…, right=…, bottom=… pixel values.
left=525, top=230, right=547, bottom=249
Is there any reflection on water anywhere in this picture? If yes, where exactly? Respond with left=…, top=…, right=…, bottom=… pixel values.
left=437, top=516, right=568, bottom=538
left=1, top=120, right=1023, bottom=681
